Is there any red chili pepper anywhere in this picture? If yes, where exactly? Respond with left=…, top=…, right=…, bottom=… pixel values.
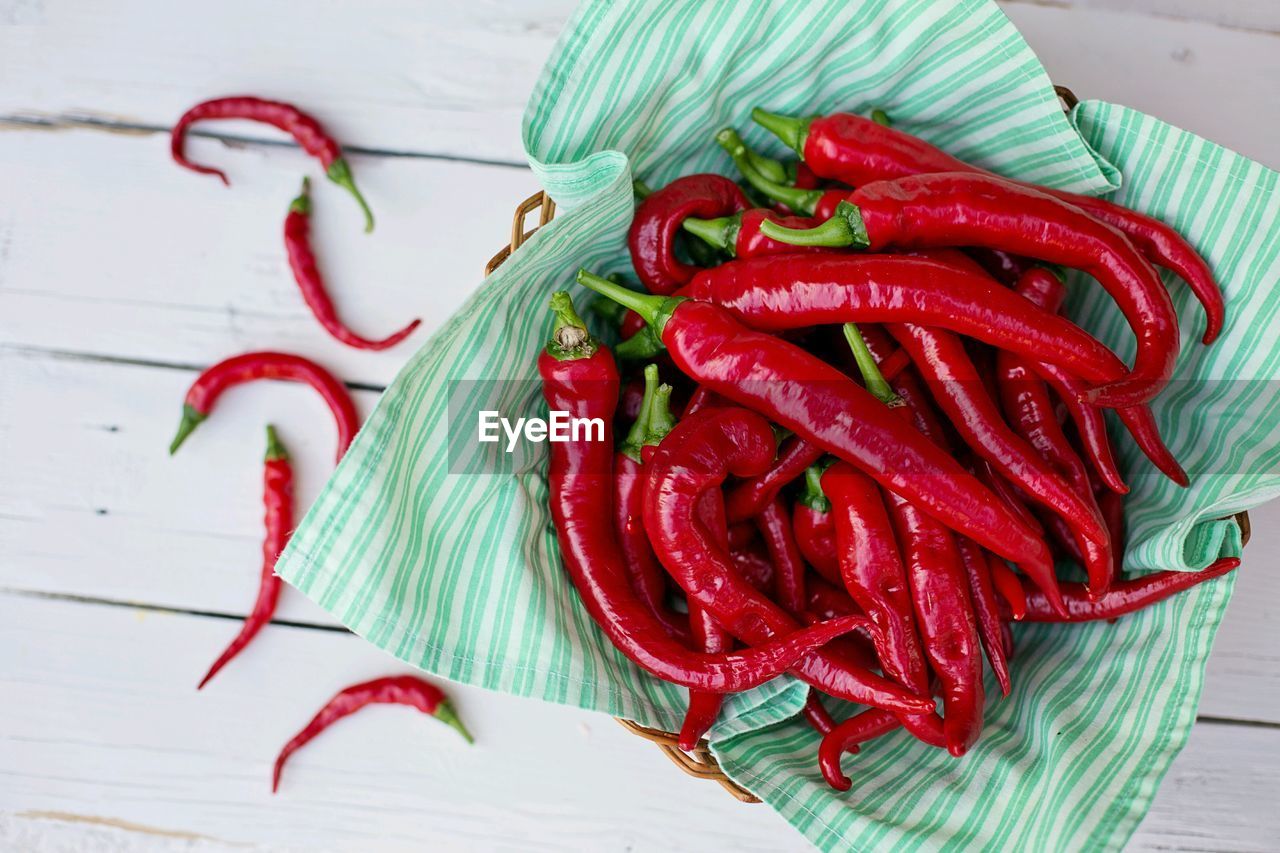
left=628, top=174, right=749, bottom=294
left=1100, top=489, right=1126, bottom=583
left=678, top=253, right=1136, bottom=390
left=614, top=365, right=691, bottom=643
left=756, top=497, right=808, bottom=613
left=793, top=465, right=840, bottom=584
left=197, top=426, right=292, bottom=689
left=818, top=707, right=902, bottom=791
left=642, top=405, right=934, bottom=714
left=682, top=208, right=821, bottom=259
left=750, top=174, right=1180, bottom=407
left=578, top=271, right=1060, bottom=606
left=272, top=675, right=471, bottom=792
left=802, top=692, right=839, bottom=736
left=168, top=352, right=360, bottom=464
left=955, top=536, right=1012, bottom=697
left=724, top=435, right=824, bottom=523
left=990, top=557, right=1029, bottom=621
left=751, top=108, right=1224, bottom=345
left=538, top=294, right=868, bottom=692
left=172, top=96, right=374, bottom=232
left=284, top=179, right=420, bottom=349
left=1019, top=557, right=1239, bottom=622
left=679, top=488, right=736, bottom=750
left=886, top=323, right=1114, bottom=596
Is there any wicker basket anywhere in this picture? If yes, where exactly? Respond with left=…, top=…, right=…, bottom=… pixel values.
left=484, top=114, right=1252, bottom=801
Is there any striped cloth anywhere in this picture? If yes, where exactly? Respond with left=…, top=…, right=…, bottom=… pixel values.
left=274, top=1, right=1278, bottom=849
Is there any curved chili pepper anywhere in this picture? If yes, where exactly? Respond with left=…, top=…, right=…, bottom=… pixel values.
left=643, top=406, right=934, bottom=714
left=750, top=108, right=1223, bottom=344
left=752, top=175, right=1180, bottom=407
left=539, top=293, right=870, bottom=692
left=578, top=271, right=1059, bottom=605
left=172, top=96, right=374, bottom=232
left=284, top=179, right=419, bottom=349
left=678, top=253, right=1135, bottom=388
left=197, top=425, right=292, bottom=689
left=272, top=675, right=471, bottom=792
left=886, top=323, right=1113, bottom=596
left=990, top=556, right=1029, bottom=621
left=682, top=208, right=820, bottom=259
left=724, top=435, right=824, bottom=523
left=818, top=707, right=904, bottom=791
left=845, top=325, right=984, bottom=755
left=628, top=174, right=749, bottom=294
left=793, top=465, right=839, bottom=583
left=756, top=497, right=808, bottom=613
left=169, top=352, right=359, bottom=464
left=995, top=346, right=1092, bottom=497
left=614, top=366, right=691, bottom=643
left=680, top=488, right=735, bottom=751
left=969, top=457, right=1045, bottom=536
left=1019, top=557, right=1239, bottom=622
left=802, top=692, right=839, bottom=737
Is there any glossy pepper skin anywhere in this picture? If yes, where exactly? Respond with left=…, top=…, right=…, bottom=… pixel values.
left=539, top=294, right=867, bottom=693
left=641, top=405, right=933, bottom=714
left=576, top=270, right=1059, bottom=601
left=196, top=426, right=292, bottom=689
left=284, top=178, right=420, bottom=350
left=793, top=465, right=840, bottom=584
left=955, top=536, right=1012, bottom=697
left=724, top=436, right=824, bottom=523
left=818, top=707, right=903, bottom=791
left=1019, top=557, right=1239, bottom=621
left=678, top=253, right=1134, bottom=389
left=755, top=174, right=1181, bottom=408
left=628, top=174, right=749, bottom=294
left=752, top=109, right=1223, bottom=344
left=172, top=95, right=375, bottom=232
left=272, top=675, right=471, bottom=792
left=168, top=351, right=360, bottom=464
left=681, top=208, right=821, bottom=259
left=756, top=498, right=808, bottom=614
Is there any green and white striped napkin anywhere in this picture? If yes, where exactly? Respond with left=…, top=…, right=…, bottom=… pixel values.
left=275, top=1, right=1279, bottom=848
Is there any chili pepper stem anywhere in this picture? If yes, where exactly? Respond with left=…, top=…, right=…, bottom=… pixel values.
left=614, top=327, right=664, bottom=360
left=169, top=404, right=207, bottom=455
left=325, top=158, right=375, bottom=233
left=620, top=365, right=659, bottom=459
left=742, top=146, right=791, bottom=186
left=433, top=701, right=475, bottom=745
left=844, top=323, right=903, bottom=407
left=265, top=424, right=289, bottom=461
left=759, top=200, right=870, bottom=248
left=681, top=214, right=739, bottom=254
left=750, top=108, right=810, bottom=155
left=870, top=109, right=892, bottom=127
left=289, top=177, right=312, bottom=215
left=645, top=382, right=677, bottom=445
left=800, top=464, right=832, bottom=512
left=633, top=179, right=653, bottom=199
left=547, top=292, right=597, bottom=360
left=716, top=128, right=822, bottom=216
left=575, top=270, right=682, bottom=337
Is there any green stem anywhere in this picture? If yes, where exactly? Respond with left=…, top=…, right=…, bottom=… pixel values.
left=741, top=147, right=790, bottom=186
left=264, top=424, right=289, bottom=462
left=757, top=200, right=869, bottom=248
left=619, top=365, right=659, bottom=460
left=614, top=326, right=664, bottom=361
left=681, top=213, right=740, bottom=254
left=289, top=177, right=311, bottom=215
left=575, top=270, right=682, bottom=337
left=716, top=128, right=823, bottom=216
left=645, top=382, right=677, bottom=446
left=750, top=107, right=811, bottom=155
left=433, top=701, right=475, bottom=745
left=546, top=292, right=597, bottom=360
left=843, top=323, right=903, bottom=407
left=870, top=109, right=892, bottom=127
left=326, top=158, right=375, bottom=233
left=169, top=404, right=206, bottom=455
left=633, top=179, right=653, bottom=199
left=799, top=464, right=832, bottom=512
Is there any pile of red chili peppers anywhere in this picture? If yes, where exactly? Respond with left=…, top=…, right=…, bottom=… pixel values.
left=541, top=105, right=1239, bottom=790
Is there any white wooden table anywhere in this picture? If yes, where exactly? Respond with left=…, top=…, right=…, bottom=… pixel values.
left=2, top=2, right=1278, bottom=850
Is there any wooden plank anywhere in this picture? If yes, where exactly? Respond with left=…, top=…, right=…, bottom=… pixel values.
left=1, top=591, right=1275, bottom=851
left=0, top=129, right=540, bottom=389
left=2, top=348, right=1278, bottom=721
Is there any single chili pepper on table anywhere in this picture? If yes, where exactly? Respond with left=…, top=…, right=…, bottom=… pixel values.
left=272, top=675, right=471, bottom=792
left=538, top=293, right=869, bottom=692
left=168, top=351, right=360, bottom=464
left=886, top=322, right=1114, bottom=597
left=749, top=108, right=1224, bottom=344
left=628, top=174, right=749, bottom=294
left=641, top=405, right=932, bottom=714
left=845, top=323, right=984, bottom=756
left=284, top=178, right=420, bottom=350
left=1018, top=557, right=1239, bottom=622
left=577, top=270, right=1060, bottom=606
left=171, top=95, right=375, bottom=232
left=746, top=170, right=1182, bottom=407
left=196, top=425, right=292, bottom=689
left=793, top=465, right=839, bottom=584
left=677, top=253, right=1137, bottom=388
